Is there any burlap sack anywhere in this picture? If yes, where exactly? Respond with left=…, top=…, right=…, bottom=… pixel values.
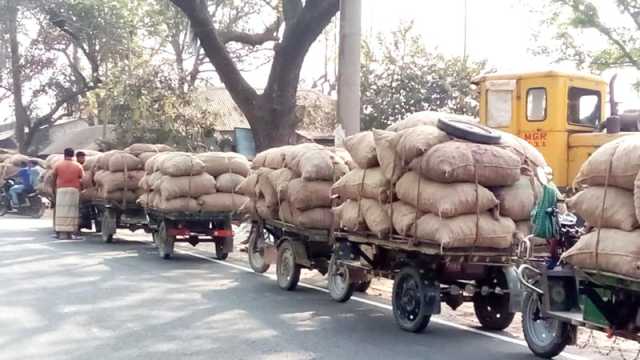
left=284, top=143, right=324, bottom=168
left=256, top=199, right=277, bottom=219
left=99, top=151, right=144, bottom=172
left=567, top=186, right=638, bottom=231
left=396, top=172, right=499, bottom=217
left=373, top=129, right=403, bottom=182
left=145, top=152, right=171, bottom=173
left=45, top=154, right=64, bottom=169
left=386, top=111, right=476, bottom=132
left=562, top=229, right=640, bottom=279
left=360, top=199, right=392, bottom=238
left=331, top=167, right=391, bottom=202
left=497, top=130, right=547, bottom=168
left=83, top=156, right=99, bottom=172
left=216, top=173, right=246, bottom=193
left=30, top=158, right=46, bottom=169
left=411, top=213, right=515, bottom=248
left=238, top=198, right=257, bottom=218
left=334, top=147, right=356, bottom=170
left=95, top=170, right=145, bottom=193
left=155, top=197, right=200, bottom=212
left=5, top=154, right=29, bottom=166
left=292, top=207, right=333, bottom=229
left=334, top=200, right=367, bottom=232
left=196, top=152, right=251, bottom=177
left=236, top=172, right=259, bottom=198
left=288, top=178, right=332, bottom=210
left=255, top=146, right=291, bottom=169
left=257, top=173, right=277, bottom=207
left=574, top=135, right=640, bottom=190
left=138, top=152, right=160, bottom=164
left=416, top=141, right=521, bottom=187
left=344, top=131, right=379, bottom=168
left=142, top=172, right=164, bottom=191
left=137, top=191, right=158, bottom=208
left=396, top=126, right=449, bottom=165
left=81, top=171, right=94, bottom=189
left=158, top=153, right=205, bottom=177
left=125, top=143, right=172, bottom=155
left=493, top=176, right=542, bottom=221
left=278, top=201, right=295, bottom=223
left=101, top=189, right=143, bottom=203
left=199, top=193, right=249, bottom=212
left=267, top=168, right=295, bottom=201
left=294, top=149, right=348, bottom=181
left=0, top=163, right=19, bottom=178
left=157, top=173, right=216, bottom=201
left=0, top=154, right=12, bottom=163
left=391, top=201, right=423, bottom=237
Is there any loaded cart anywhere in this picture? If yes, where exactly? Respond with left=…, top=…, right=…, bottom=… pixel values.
left=246, top=219, right=372, bottom=291
left=330, top=232, right=523, bottom=333
left=146, top=209, right=233, bottom=260
left=93, top=199, right=150, bottom=243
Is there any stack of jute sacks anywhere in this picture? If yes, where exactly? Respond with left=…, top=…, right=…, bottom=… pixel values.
left=79, top=151, right=103, bottom=201
left=563, top=134, right=640, bottom=278
left=238, top=143, right=353, bottom=229
left=37, top=150, right=100, bottom=198
left=138, top=151, right=250, bottom=213
left=333, top=111, right=547, bottom=249
left=93, top=150, right=146, bottom=204
left=1, top=153, right=45, bottom=179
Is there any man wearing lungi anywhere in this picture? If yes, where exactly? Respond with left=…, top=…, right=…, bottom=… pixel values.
left=52, top=148, right=84, bottom=239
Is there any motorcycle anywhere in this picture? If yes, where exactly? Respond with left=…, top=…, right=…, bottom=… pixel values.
left=0, top=178, right=47, bottom=218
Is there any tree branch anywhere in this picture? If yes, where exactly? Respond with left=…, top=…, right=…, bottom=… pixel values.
left=170, top=0, right=258, bottom=116
left=218, top=18, right=281, bottom=46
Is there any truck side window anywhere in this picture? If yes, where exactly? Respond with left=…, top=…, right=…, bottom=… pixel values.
left=527, top=88, right=546, bottom=121
left=487, top=90, right=512, bottom=127
left=568, top=87, right=601, bottom=127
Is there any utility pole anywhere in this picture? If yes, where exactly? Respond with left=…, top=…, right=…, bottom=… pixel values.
left=337, top=0, right=361, bottom=137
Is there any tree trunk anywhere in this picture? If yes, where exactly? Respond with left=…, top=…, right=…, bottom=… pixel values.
left=8, top=0, right=29, bottom=153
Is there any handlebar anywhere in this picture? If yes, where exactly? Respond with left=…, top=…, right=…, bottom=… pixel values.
left=517, top=264, right=544, bottom=295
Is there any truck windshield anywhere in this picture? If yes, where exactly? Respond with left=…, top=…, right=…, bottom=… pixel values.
left=567, top=87, right=601, bottom=127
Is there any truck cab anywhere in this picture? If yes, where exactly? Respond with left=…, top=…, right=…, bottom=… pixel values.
left=473, top=71, right=618, bottom=188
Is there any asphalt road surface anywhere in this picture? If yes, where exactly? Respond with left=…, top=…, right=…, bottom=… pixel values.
left=0, top=215, right=591, bottom=360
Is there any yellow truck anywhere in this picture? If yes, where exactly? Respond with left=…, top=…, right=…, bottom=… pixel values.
left=473, top=70, right=637, bottom=188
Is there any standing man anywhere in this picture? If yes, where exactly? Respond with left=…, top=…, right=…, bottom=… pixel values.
left=9, top=161, right=31, bottom=207
left=75, top=151, right=86, bottom=166
left=52, top=148, right=84, bottom=239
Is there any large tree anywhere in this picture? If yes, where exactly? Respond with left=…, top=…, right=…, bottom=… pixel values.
left=170, top=0, right=339, bottom=150
left=1, top=0, right=134, bottom=152
left=361, top=23, right=488, bottom=130
left=533, top=0, right=640, bottom=82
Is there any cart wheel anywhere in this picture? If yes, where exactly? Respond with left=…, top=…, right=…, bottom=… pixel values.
left=328, top=255, right=354, bottom=302
left=473, top=271, right=515, bottom=331
left=276, top=239, right=300, bottom=291
left=355, top=279, right=372, bottom=293
left=101, top=209, right=116, bottom=243
left=392, top=267, right=432, bottom=333
left=157, top=221, right=175, bottom=260
left=522, top=291, right=573, bottom=358
left=248, top=222, right=271, bottom=273
left=94, top=219, right=102, bottom=233
left=215, top=241, right=229, bottom=260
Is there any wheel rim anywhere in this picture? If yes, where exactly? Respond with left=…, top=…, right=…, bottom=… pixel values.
left=278, top=245, right=294, bottom=285
left=250, top=228, right=272, bottom=269
left=524, top=294, right=561, bottom=347
left=329, top=258, right=350, bottom=298
left=395, top=274, right=422, bottom=324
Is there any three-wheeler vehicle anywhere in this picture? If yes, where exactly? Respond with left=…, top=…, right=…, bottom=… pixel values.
left=246, top=219, right=371, bottom=292
left=518, top=212, right=640, bottom=358
left=329, top=231, right=523, bottom=333
left=94, top=199, right=150, bottom=243
left=146, top=209, right=233, bottom=260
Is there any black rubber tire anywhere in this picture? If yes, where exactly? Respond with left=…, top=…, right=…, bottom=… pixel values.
left=215, top=241, right=229, bottom=261
left=30, top=197, right=45, bottom=218
left=276, top=239, right=301, bottom=291
left=437, top=118, right=502, bottom=144
left=94, top=219, right=102, bottom=233
left=248, top=223, right=271, bottom=273
left=0, top=197, right=8, bottom=216
left=101, top=210, right=116, bottom=243
left=473, top=271, right=516, bottom=331
left=354, top=279, right=372, bottom=293
left=392, top=266, right=432, bottom=333
left=522, top=291, right=573, bottom=359
left=328, top=255, right=355, bottom=302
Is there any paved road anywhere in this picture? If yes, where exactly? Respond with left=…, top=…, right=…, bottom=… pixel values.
left=0, top=215, right=581, bottom=360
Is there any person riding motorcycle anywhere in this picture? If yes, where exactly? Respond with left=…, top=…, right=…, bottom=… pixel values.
left=9, top=161, right=33, bottom=207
